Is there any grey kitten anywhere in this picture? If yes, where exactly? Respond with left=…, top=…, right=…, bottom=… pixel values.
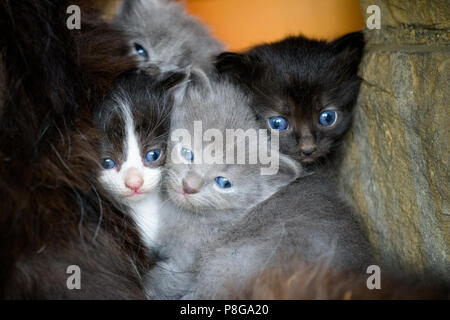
left=145, top=69, right=300, bottom=299
left=115, top=0, right=223, bottom=73
left=191, top=171, right=374, bottom=299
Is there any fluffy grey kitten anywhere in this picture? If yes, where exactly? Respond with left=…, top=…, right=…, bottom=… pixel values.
left=145, top=69, right=300, bottom=299
left=191, top=171, right=375, bottom=299
left=115, top=0, right=224, bottom=73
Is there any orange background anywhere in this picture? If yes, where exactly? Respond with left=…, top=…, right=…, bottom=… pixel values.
left=183, top=0, right=365, bottom=51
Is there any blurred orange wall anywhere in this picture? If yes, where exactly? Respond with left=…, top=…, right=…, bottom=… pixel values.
left=183, top=0, right=365, bottom=51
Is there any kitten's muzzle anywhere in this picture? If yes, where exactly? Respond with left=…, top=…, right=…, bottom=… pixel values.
left=125, top=167, right=144, bottom=192
left=299, top=136, right=317, bottom=156
left=182, top=172, right=204, bottom=195
left=301, top=147, right=316, bottom=156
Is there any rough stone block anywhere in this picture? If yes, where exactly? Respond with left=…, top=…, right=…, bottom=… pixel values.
left=339, top=1, right=450, bottom=279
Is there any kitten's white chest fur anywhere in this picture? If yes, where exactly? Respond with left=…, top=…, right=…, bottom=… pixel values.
left=128, top=192, right=161, bottom=248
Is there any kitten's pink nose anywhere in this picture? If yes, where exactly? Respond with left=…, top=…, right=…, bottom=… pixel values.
left=182, top=172, right=203, bottom=195
left=125, top=168, right=144, bottom=192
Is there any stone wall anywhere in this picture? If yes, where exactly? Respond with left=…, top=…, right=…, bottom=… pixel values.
left=339, top=0, right=449, bottom=279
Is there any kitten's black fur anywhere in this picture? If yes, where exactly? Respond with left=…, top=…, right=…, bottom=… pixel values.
left=216, top=32, right=364, bottom=171
left=0, top=0, right=150, bottom=299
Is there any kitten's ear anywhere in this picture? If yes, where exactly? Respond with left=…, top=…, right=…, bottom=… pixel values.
left=265, top=153, right=302, bottom=186
left=157, top=70, right=191, bottom=104
left=328, top=32, right=365, bottom=73
left=170, top=66, right=214, bottom=105
left=215, top=52, right=248, bottom=73
left=116, top=0, right=141, bottom=18
left=116, top=0, right=171, bottom=22
left=189, top=67, right=213, bottom=96
left=214, top=52, right=256, bottom=85
left=261, top=154, right=302, bottom=201
left=276, top=154, right=302, bottom=184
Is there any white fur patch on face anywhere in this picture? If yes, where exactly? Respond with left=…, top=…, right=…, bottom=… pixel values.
left=99, top=100, right=162, bottom=204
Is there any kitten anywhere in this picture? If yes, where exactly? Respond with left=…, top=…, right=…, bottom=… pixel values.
left=144, top=69, right=300, bottom=299
left=115, top=0, right=223, bottom=73
left=189, top=33, right=373, bottom=299
left=192, top=171, right=374, bottom=299
left=96, top=70, right=186, bottom=249
left=215, top=32, right=364, bottom=171
left=0, top=0, right=149, bottom=299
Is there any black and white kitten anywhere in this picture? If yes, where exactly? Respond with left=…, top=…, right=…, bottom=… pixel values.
left=96, top=70, right=186, bottom=249
left=115, top=0, right=223, bottom=73
left=144, top=69, right=300, bottom=299
left=216, top=32, right=364, bottom=170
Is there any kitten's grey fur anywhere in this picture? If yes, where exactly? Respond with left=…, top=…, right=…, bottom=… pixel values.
left=191, top=171, right=374, bottom=299
left=145, top=70, right=300, bottom=299
left=115, top=0, right=223, bottom=73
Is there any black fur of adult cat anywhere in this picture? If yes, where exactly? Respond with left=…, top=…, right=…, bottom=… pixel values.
left=0, top=0, right=150, bottom=299
left=232, top=260, right=450, bottom=300
left=215, top=32, right=364, bottom=172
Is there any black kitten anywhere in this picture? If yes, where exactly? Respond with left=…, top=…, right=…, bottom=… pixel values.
left=216, top=32, right=364, bottom=170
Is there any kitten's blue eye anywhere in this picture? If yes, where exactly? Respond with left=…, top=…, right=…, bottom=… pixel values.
left=134, top=43, right=148, bottom=58
left=319, top=110, right=338, bottom=127
left=181, top=147, right=194, bottom=162
left=101, top=158, right=116, bottom=170
left=215, top=176, right=232, bottom=189
left=145, top=149, right=161, bottom=163
left=268, top=116, right=289, bottom=131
